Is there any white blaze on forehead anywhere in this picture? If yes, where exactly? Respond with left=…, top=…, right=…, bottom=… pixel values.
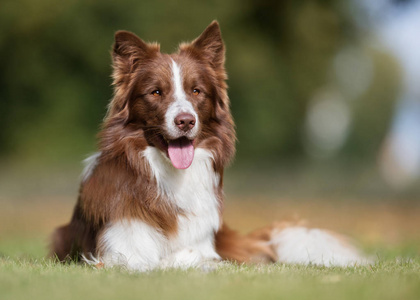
left=165, top=59, right=199, bottom=139
left=172, top=60, right=188, bottom=105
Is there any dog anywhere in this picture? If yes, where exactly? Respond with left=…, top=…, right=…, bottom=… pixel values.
left=51, top=21, right=367, bottom=271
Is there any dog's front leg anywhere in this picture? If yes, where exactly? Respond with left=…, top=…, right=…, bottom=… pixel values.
left=94, top=219, right=167, bottom=272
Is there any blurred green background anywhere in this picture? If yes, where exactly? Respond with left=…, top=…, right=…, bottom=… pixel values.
left=0, top=0, right=419, bottom=201
left=1, top=0, right=420, bottom=269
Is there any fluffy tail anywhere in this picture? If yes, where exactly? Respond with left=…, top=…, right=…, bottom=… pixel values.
left=215, top=222, right=369, bottom=267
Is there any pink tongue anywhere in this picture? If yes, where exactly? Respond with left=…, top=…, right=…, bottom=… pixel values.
left=168, top=138, right=194, bottom=169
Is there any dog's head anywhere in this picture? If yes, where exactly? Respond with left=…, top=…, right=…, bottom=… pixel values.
left=105, top=21, right=235, bottom=170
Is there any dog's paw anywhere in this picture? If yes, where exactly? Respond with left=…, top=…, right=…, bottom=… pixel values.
left=198, top=259, right=223, bottom=273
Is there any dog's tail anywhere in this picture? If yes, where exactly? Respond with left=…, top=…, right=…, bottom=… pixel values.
left=215, top=222, right=369, bottom=267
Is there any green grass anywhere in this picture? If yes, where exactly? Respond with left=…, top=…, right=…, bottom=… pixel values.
left=1, top=197, right=419, bottom=300
left=1, top=237, right=419, bottom=300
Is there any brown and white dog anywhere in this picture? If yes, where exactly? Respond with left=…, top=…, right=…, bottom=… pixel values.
left=51, top=21, right=367, bottom=271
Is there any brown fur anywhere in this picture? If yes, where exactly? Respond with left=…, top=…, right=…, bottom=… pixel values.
left=51, top=21, right=273, bottom=265
left=215, top=224, right=277, bottom=264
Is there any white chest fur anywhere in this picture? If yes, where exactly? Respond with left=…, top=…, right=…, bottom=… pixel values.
left=96, top=147, right=221, bottom=271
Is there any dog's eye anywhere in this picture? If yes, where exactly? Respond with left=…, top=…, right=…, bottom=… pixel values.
left=151, top=90, right=161, bottom=97
left=193, top=89, right=200, bottom=96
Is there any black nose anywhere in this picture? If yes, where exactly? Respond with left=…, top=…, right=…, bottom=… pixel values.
left=174, top=113, right=196, bottom=131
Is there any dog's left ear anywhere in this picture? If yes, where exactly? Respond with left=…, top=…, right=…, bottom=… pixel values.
left=180, top=21, right=225, bottom=70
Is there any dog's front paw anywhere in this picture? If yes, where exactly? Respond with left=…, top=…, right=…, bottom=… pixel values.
left=160, top=248, right=221, bottom=270
left=198, top=258, right=223, bottom=273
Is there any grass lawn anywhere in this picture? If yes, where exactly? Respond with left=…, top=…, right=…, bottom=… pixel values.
left=1, top=197, right=419, bottom=300
left=1, top=247, right=419, bottom=300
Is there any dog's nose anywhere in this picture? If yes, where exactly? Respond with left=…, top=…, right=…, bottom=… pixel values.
left=174, top=113, right=196, bottom=131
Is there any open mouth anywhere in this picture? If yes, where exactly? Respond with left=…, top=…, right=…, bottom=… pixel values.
left=157, top=135, right=195, bottom=169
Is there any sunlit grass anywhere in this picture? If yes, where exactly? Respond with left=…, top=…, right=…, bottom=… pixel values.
left=1, top=198, right=419, bottom=300
left=1, top=250, right=419, bottom=300
left=1, top=232, right=420, bottom=300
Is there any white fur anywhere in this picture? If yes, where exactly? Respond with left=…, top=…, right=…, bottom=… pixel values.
left=81, top=152, right=101, bottom=182
left=99, top=220, right=168, bottom=271
left=271, top=226, right=369, bottom=267
left=95, top=147, right=221, bottom=271
left=145, top=146, right=221, bottom=268
left=165, top=60, right=199, bottom=139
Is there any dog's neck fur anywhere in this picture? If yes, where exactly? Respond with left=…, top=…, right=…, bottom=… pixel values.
left=143, top=146, right=221, bottom=214
left=143, top=146, right=222, bottom=246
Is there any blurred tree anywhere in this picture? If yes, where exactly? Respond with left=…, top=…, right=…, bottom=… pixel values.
left=228, top=0, right=356, bottom=161
left=0, top=0, right=399, bottom=169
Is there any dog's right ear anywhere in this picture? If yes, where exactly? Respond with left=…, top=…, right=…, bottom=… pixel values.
left=109, top=31, right=160, bottom=117
left=112, top=31, right=160, bottom=86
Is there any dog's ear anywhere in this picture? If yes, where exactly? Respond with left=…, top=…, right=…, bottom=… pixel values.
left=180, top=21, right=225, bottom=70
left=109, top=31, right=159, bottom=117
left=112, top=31, right=159, bottom=86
